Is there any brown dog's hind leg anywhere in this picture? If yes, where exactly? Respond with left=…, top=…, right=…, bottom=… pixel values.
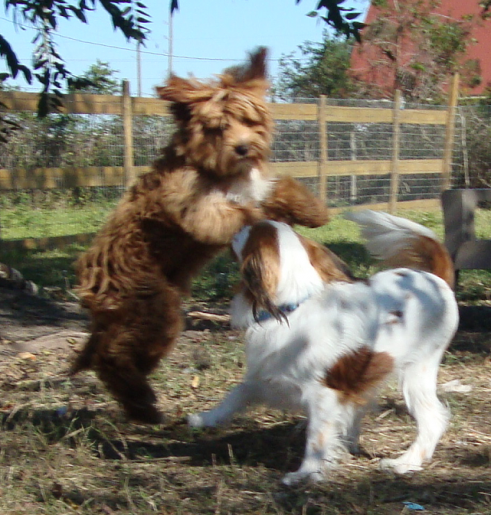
left=95, top=286, right=182, bottom=423
left=72, top=280, right=183, bottom=423
left=71, top=327, right=163, bottom=423
left=70, top=332, right=99, bottom=375
left=96, top=352, right=163, bottom=424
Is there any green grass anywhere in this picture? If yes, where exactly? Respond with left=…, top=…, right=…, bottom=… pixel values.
left=1, top=207, right=491, bottom=303
left=1, top=203, right=116, bottom=240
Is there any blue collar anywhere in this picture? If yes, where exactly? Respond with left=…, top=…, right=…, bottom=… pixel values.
left=255, top=302, right=301, bottom=323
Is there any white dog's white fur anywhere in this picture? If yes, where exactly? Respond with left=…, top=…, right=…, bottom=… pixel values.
left=188, top=211, right=459, bottom=485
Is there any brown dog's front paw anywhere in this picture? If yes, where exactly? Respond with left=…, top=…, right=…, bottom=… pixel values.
left=242, top=204, right=264, bottom=225
left=124, top=402, right=164, bottom=425
left=260, top=177, right=329, bottom=228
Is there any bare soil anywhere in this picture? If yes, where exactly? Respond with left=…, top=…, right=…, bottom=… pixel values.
left=1, top=288, right=491, bottom=514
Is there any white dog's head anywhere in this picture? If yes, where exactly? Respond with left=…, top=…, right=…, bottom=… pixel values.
left=232, top=221, right=353, bottom=323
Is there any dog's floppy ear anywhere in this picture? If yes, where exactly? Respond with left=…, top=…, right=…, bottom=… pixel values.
left=222, top=47, right=269, bottom=94
left=241, top=253, right=287, bottom=324
left=157, top=76, right=202, bottom=103
left=239, top=222, right=287, bottom=324
left=236, top=47, right=268, bottom=83
left=157, top=76, right=214, bottom=123
left=298, top=235, right=355, bottom=284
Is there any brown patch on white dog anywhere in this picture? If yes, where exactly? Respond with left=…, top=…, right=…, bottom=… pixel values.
left=382, top=235, right=455, bottom=289
left=298, top=235, right=354, bottom=284
left=323, top=347, right=394, bottom=405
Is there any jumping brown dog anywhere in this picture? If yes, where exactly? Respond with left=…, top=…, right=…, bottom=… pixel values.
left=70, top=48, right=328, bottom=424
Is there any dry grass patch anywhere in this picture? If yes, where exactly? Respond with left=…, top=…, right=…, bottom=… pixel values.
left=1, top=311, right=491, bottom=515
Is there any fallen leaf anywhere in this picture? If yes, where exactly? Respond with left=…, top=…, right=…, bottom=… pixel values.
left=191, top=375, right=200, bottom=389
left=18, top=352, right=36, bottom=361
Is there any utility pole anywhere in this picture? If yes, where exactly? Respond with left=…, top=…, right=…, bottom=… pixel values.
left=168, top=10, right=173, bottom=77
left=136, top=41, right=142, bottom=97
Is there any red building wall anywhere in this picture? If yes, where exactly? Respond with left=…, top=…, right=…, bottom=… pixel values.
left=351, top=0, right=491, bottom=96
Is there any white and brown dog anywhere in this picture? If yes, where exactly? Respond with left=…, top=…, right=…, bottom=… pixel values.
left=188, top=211, right=459, bottom=485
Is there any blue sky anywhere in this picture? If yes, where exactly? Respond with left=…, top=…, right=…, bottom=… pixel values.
left=1, top=0, right=369, bottom=96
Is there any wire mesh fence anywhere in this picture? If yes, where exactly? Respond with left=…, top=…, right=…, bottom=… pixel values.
left=0, top=91, right=482, bottom=243
left=452, top=104, right=491, bottom=190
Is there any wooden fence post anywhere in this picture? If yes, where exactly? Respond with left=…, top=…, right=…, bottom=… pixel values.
left=318, top=95, right=328, bottom=203
left=389, top=89, right=402, bottom=214
left=442, top=73, right=460, bottom=191
left=122, top=80, right=135, bottom=187
left=350, top=131, right=357, bottom=203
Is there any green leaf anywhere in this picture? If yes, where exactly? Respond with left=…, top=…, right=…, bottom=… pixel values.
left=345, top=12, right=361, bottom=20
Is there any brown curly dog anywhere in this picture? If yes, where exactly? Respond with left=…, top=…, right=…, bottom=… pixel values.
left=70, top=48, right=329, bottom=424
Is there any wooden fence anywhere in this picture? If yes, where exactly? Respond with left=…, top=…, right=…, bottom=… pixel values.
left=0, top=76, right=459, bottom=202
left=0, top=77, right=460, bottom=249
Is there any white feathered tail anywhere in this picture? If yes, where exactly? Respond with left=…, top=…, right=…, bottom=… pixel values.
left=345, top=210, right=455, bottom=289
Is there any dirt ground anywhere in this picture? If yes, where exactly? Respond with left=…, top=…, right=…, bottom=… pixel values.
left=1, top=287, right=491, bottom=514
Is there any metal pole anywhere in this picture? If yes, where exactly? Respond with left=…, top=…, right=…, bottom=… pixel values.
left=168, top=10, right=173, bottom=77
left=137, top=42, right=142, bottom=97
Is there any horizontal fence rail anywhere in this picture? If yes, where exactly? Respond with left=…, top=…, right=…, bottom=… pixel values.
left=0, top=159, right=445, bottom=190
left=0, top=91, right=450, bottom=123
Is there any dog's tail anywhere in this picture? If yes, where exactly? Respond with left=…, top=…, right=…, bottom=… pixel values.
left=345, top=210, right=455, bottom=289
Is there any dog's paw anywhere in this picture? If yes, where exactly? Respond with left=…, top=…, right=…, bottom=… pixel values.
left=379, top=457, right=423, bottom=475
left=187, top=412, right=219, bottom=428
left=281, top=469, right=324, bottom=486
left=187, top=413, right=206, bottom=428
left=126, top=404, right=163, bottom=425
left=347, top=442, right=361, bottom=455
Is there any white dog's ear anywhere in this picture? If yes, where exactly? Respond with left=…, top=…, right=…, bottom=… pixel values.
left=241, top=252, right=286, bottom=324
left=239, top=222, right=287, bottom=323
left=298, top=235, right=354, bottom=284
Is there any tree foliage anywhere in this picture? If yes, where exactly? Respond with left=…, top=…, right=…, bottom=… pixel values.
left=482, top=1, right=491, bottom=14
left=68, top=60, right=121, bottom=95
left=1, top=0, right=149, bottom=116
left=352, top=0, right=478, bottom=101
left=274, top=32, right=355, bottom=100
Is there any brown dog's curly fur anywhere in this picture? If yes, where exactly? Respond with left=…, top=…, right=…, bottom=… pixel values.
left=70, top=48, right=329, bottom=424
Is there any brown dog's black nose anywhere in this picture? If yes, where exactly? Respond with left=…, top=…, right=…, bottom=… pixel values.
left=235, top=144, right=249, bottom=156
